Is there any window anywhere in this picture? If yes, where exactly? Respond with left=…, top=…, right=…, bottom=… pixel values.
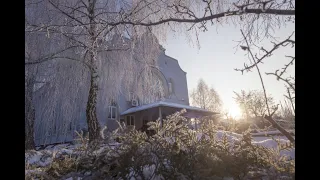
left=108, top=100, right=117, bottom=119
left=126, top=115, right=134, bottom=126
left=128, top=92, right=133, bottom=101
left=168, top=82, right=172, bottom=94
left=168, top=78, right=174, bottom=95
left=129, top=92, right=137, bottom=101
left=108, top=106, right=117, bottom=119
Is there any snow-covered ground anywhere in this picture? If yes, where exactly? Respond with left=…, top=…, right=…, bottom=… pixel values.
left=251, top=130, right=295, bottom=136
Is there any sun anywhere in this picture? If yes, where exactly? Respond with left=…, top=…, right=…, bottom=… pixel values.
left=227, top=103, right=242, bottom=120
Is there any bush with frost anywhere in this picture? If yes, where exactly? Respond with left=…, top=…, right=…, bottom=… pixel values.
left=25, top=110, right=294, bottom=180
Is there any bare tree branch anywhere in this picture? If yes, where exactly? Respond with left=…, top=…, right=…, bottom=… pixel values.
left=48, top=0, right=89, bottom=30
left=240, top=29, right=271, bottom=116
left=109, top=8, right=294, bottom=27
left=264, top=115, right=295, bottom=144
left=279, top=55, right=295, bottom=77
left=240, top=29, right=294, bottom=144
left=25, top=56, right=92, bottom=72
left=265, top=72, right=295, bottom=91
left=235, top=32, right=295, bottom=72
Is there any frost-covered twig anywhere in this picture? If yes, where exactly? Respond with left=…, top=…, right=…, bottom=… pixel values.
left=239, top=29, right=295, bottom=145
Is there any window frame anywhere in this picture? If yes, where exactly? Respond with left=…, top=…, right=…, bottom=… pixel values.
left=108, top=105, right=117, bottom=120
left=129, top=92, right=137, bottom=101
left=126, top=115, right=135, bottom=126
left=168, top=78, right=174, bottom=96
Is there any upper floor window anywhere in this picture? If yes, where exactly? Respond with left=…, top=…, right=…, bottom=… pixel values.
left=168, top=78, right=174, bottom=95
left=128, top=92, right=134, bottom=101
left=128, top=92, right=138, bottom=101
left=108, top=100, right=117, bottom=120
left=168, top=82, right=172, bottom=94
left=108, top=106, right=117, bottom=119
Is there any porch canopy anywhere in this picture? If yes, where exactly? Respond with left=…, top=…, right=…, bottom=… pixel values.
left=120, top=101, right=218, bottom=118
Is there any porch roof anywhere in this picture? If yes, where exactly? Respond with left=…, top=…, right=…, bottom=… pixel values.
left=120, top=101, right=218, bottom=116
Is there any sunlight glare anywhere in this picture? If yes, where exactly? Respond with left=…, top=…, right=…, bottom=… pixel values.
left=227, top=103, right=242, bottom=120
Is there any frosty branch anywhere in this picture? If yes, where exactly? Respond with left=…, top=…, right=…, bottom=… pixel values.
left=238, top=29, right=295, bottom=144
left=110, top=8, right=294, bottom=26
left=265, top=72, right=295, bottom=92
left=234, top=31, right=295, bottom=73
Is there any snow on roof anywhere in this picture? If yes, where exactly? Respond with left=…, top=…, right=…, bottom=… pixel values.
left=120, top=101, right=218, bottom=116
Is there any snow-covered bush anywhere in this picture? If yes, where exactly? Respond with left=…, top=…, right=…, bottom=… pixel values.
left=25, top=110, right=294, bottom=180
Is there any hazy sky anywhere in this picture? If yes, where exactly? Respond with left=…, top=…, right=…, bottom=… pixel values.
left=162, top=22, right=295, bottom=116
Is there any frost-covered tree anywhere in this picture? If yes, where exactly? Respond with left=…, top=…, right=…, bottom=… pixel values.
left=25, top=0, right=168, bottom=144
left=190, top=78, right=222, bottom=113
left=234, top=90, right=276, bottom=119
left=234, top=90, right=278, bottom=130
left=25, top=0, right=62, bottom=149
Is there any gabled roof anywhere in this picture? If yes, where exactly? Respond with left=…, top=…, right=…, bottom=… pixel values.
left=120, top=101, right=218, bottom=116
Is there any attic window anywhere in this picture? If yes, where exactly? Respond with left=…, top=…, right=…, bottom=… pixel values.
left=168, top=78, right=174, bottom=95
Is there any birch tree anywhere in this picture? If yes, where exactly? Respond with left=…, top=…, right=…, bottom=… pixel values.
left=25, top=0, right=165, bottom=144
left=234, top=90, right=276, bottom=119
left=190, top=78, right=222, bottom=113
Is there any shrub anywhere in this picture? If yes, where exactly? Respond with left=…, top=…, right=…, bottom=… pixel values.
left=25, top=110, right=295, bottom=180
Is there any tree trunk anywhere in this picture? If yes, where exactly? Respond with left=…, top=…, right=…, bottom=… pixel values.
left=25, top=77, right=35, bottom=150
left=264, top=115, right=295, bottom=144
left=86, top=70, right=101, bottom=142
left=86, top=0, right=101, bottom=143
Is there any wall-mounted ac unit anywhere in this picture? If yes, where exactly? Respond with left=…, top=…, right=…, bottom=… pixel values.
left=132, top=99, right=138, bottom=107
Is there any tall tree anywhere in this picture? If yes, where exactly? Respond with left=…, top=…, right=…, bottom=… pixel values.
left=191, top=78, right=222, bottom=112
left=234, top=90, right=276, bottom=119
left=25, top=0, right=163, bottom=144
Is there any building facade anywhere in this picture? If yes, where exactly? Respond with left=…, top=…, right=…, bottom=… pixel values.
left=33, top=43, right=214, bottom=146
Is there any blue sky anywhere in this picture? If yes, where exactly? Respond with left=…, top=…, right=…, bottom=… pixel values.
left=162, top=22, right=295, bottom=116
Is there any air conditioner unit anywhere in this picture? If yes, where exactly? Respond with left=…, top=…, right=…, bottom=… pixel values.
left=132, top=99, right=138, bottom=107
